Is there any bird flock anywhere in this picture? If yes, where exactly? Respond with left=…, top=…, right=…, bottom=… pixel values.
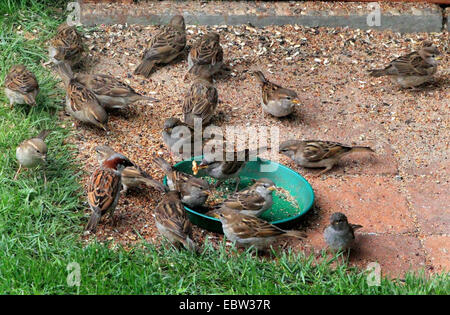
left=7, top=15, right=442, bottom=254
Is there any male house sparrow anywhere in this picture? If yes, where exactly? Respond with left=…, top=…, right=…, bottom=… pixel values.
left=369, top=40, right=441, bottom=88
left=253, top=70, right=300, bottom=117
left=134, top=15, right=186, bottom=78
left=154, top=190, right=199, bottom=252
left=213, top=207, right=306, bottom=252
left=153, top=156, right=210, bottom=209
left=85, top=153, right=134, bottom=233
left=187, top=32, right=224, bottom=78
left=14, top=130, right=50, bottom=182
left=73, top=73, right=159, bottom=110
left=55, top=62, right=108, bottom=130
left=4, top=65, right=39, bottom=107
left=218, top=178, right=276, bottom=217
left=95, top=145, right=165, bottom=193
left=183, top=73, right=218, bottom=128
left=324, top=212, right=362, bottom=251
left=48, top=22, right=83, bottom=67
left=279, top=140, right=374, bottom=176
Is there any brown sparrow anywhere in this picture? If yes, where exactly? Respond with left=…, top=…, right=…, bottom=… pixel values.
left=95, top=145, right=165, bottom=193
left=4, top=65, right=39, bottom=107
left=219, top=178, right=276, bottom=217
left=324, top=212, right=362, bottom=251
left=55, top=62, right=108, bottom=130
left=187, top=32, right=224, bottom=78
left=183, top=73, right=218, bottom=128
left=154, top=190, right=199, bottom=252
left=153, top=156, right=210, bottom=209
left=85, top=153, right=134, bottom=233
left=213, top=207, right=306, bottom=252
left=197, top=148, right=262, bottom=191
left=14, top=130, right=50, bottom=182
left=279, top=140, right=374, bottom=176
left=73, top=73, right=159, bottom=110
left=369, top=41, right=441, bottom=88
left=134, top=15, right=186, bottom=78
left=253, top=70, right=300, bottom=117
left=48, top=22, right=83, bottom=67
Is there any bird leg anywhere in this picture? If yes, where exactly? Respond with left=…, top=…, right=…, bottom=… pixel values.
left=315, top=166, right=333, bottom=177
left=13, top=164, right=22, bottom=180
left=234, top=177, right=241, bottom=192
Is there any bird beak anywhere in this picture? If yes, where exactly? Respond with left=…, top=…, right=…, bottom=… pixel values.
left=99, top=123, right=108, bottom=131
left=198, top=161, right=209, bottom=169
left=267, top=186, right=277, bottom=192
left=291, top=99, right=301, bottom=105
left=435, top=55, right=442, bottom=61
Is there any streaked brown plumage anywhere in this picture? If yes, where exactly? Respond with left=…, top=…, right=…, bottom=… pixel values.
left=134, top=15, right=186, bottom=78
left=187, top=32, right=223, bottom=78
left=85, top=154, right=133, bottom=233
left=183, top=75, right=218, bottom=128
left=14, top=130, right=50, bottom=181
left=369, top=41, right=440, bottom=88
left=279, top=140, right=374, bottom=176
left=48, top=22, right=83, bottom=67
left=213, top=207, right=306, bottom=251
left=5, top=65, right=40, bottom=107
left=154, top=190, right=198, bottom=252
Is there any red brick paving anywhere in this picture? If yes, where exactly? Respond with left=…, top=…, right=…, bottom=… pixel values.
left=423, top=236, right=450, bottom=273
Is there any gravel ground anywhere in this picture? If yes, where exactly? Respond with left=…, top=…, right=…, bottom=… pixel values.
left=63, top=22, right=449, bottom=273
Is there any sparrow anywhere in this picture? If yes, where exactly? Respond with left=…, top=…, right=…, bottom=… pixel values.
left=4, top=65, right=40, bottom=108
left=73, top=72, right=159, bottom=110
left=85, top=153, right=134, bottom=233
left=324, top=212, right=362, bottom=251
left=162, top=117, right=211, bottom=159
left=187, top=32, right=224, bottom=78
left=279, top=140, right=374, bottom=176
left=153, top=156, right=210, bottom=209
left=369, top=40, right=441, bottom=88
left=154, top=190, right=199, bottom=252
left=218, top=178, right=276, bottom=217
left=134, top=15, right=186, bottom=78
left=55, top=62, right=108, bottom=130
left=48, top=22, right=83, bottom=67
left=95, top=145, right=166, bottom=193
left=213, top=207, right=307, bottom=252
left=183, top=73, right=218, bottom=128
left=253, top=70, right=300, bottom=117
left=14, top=130, right=50, bottom=182
left=197, top=147, right=262, bottom=191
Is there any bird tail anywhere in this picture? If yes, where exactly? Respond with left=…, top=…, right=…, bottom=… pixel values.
left=253, top=70, right=267, bottom=83
left=350, top=146, right=374, bottom=154
left=36, top=129, right=51, bottom=140
left=134, top=60, right=155, bottom=78
left=85, top=210, right=101, bottom=233
left=141, top=177, right=167, bottom=193
left=368, top=69, right=387, bottom=77
left=152, top=156, right=173, bottom=174
left=285, top=230, right=307, bottom=239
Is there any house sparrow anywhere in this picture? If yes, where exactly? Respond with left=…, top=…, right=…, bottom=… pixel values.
left=162, top=117, right=210, bottom=159
left=253, top=70, right=300, bottom=117
left=4, top=65, right=39, bottom=107
left=153, top=156, right=210, bottom=209
left=183, top=73, right=218, bottom=128
left=213, top=207, right=306, bottom=252
left=14, top=130, right=50, bottom=182
left=55, top=62, right=108, bottom=130
left=95, top=145, right=165, bottom=193
left=187, top=32, right=224, bottom=78
left=48, top=22, right=83, bottom=67
left=279, top=140, right=374, bottom=176
left=324, top=212, right=362, bottom=251
left=369, top=40, right=441, bottom=88
left=73, top=73, right=159, bottom=110
left=197, top=148, right=262, bottom=191
left=218, top=178, right=276, bottom=217
left=154, top=190, right=199, bottom=252
left=85, top=153, right=134, bottom=233
left=134, top=15, right=186, bottom=78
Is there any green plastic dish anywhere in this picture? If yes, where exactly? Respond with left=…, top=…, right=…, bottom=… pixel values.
left=163, top=157, right=315, bottom=233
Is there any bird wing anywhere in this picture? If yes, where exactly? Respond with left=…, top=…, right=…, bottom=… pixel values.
left=87, top=167, right=121, bottom=215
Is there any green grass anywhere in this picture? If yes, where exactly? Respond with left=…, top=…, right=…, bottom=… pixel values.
left=0, top=0, right=448, bottom=295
